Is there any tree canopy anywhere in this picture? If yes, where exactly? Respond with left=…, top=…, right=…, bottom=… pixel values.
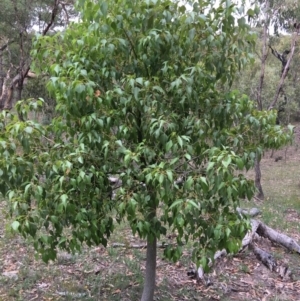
left=0, top=0, right=293, bottom=300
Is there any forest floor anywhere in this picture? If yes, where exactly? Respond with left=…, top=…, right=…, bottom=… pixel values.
left=1, top=128, right=300, bottom=301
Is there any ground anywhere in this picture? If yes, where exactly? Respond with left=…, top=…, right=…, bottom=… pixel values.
left=0, top=128, right=300, bottom=301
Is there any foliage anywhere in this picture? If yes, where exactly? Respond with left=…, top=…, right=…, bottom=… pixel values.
left=0, top=0, right=293, bottom=299
left=253, top=0, right=300, bottom=35
left=22, top=77, right=56, bottom=124
left=0, top=0, right=77, bottom=40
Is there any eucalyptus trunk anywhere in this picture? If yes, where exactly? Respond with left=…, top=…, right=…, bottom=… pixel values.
left=254, top=157, right=264, bottom=200
left=254, top=0, right=269, bottom=199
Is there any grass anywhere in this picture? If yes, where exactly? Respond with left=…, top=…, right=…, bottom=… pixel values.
left=0, top=146, right=300, bottom=300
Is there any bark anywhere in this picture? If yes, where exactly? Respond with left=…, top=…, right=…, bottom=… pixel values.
left=0, top=41, right=15, bottom=97
left=254, top=0, right=269, bottom=198
left=256, top=221, right=300, bottom=253
left=243, top=219, right=300, bottom=256
left=16, top=80, right=24, bottom=121
left=256, top=0, right=269, bottom=111
left=0, top=72, right=27, bottom=110
left=42, top=0, right=60, bottom=35
left=0, top=54, right=3, bottom=96
left=141, top=235, right=157, bottom=301
left=254, top=157, right=264, bottom=200
left=0, top=68, right=14, bottom=110
left=249, top=243, right=277, bottom=271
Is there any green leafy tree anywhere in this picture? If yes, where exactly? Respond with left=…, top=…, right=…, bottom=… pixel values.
left=0, top=1, right=293, bottom=300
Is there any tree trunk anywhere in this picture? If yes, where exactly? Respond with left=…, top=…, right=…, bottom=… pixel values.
left=16, top=78, right=25, bottom=121
left=256, top=0, right=269, bottom=111
left=141, top=235, right=157, bottom=301
left=254, top=156, right=264, bottom=200
left=254, top=0, right=269, bottom=198
left=0, top=55, right=3, bottom=96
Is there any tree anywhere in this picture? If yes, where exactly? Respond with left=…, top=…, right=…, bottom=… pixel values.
left=0, top=0, right=77, bottom=112
left=268, top=27, right=300, bottom=111
left=237, top=0, right=299, bottom=199
left=0, top=1, right=292, bottom=300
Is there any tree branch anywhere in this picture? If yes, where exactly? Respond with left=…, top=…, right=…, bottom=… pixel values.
left=268, top=27, right=299, bottom=110
left=43, top=0, right=60, bottom=35
left=0, top=40, right=15, bottom=52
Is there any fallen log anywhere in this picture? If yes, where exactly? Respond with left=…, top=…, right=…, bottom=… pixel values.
left=256, top=221, right=300, bottom=254
left=236, top=207, right=261, bottom=218
left=189, top=209, right=300, bottom=284
left=249, top=243, right=277, bottom=271
left=248, top=242, right=292, bottom=279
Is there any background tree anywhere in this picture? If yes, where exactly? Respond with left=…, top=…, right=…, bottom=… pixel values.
left=0, top=0, right=77, bottom=113
left=0, top=1, right=293, bottom=301
left=233, top=0, right=299, bottom=199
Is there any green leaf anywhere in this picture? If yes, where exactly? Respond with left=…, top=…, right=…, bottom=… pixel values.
left=8, top=191, right=15, bottom=200
left=169, top=158, right=179, bottom=166
left=199, top=257, right=208, bottom=271
left=100, top=2, right=108, bottom=16
left=24, top=126, right=33, bottom=134
left=165, top=140, right=173, bottom=152
left=187, top=199, right=199, bottom=209
left=207, top=162, right=215, bottom=171
left=177, top=136, right=183, bottom=148
left=158, top=173, right=164, bottom=184
left=237, top=17, right=246, bottom=27
left=222, top=157, right=231, bottom=169
left=184, top=177, right=193, bottom=190
left=247, top=8, right=255, bottom=17
left=80, top=69, right=88, bottom=77
left=60, top=194, right=68, bottom=209
left=136, top=77, right=143, bottom=85
left=236, top=158, right=244, bottom=169
left=24, top=183, right=31, bottom=195
left=166, top=170, right=173, bottom=183
left=184, top=153, right=191, bottom=160
left=75, top=83, right=85, bottom=94
left=170, top=199, right=183, bottom=209
left=225, top=228, right=231, bottom=238
left=11, top=221, right=20, bottom=231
